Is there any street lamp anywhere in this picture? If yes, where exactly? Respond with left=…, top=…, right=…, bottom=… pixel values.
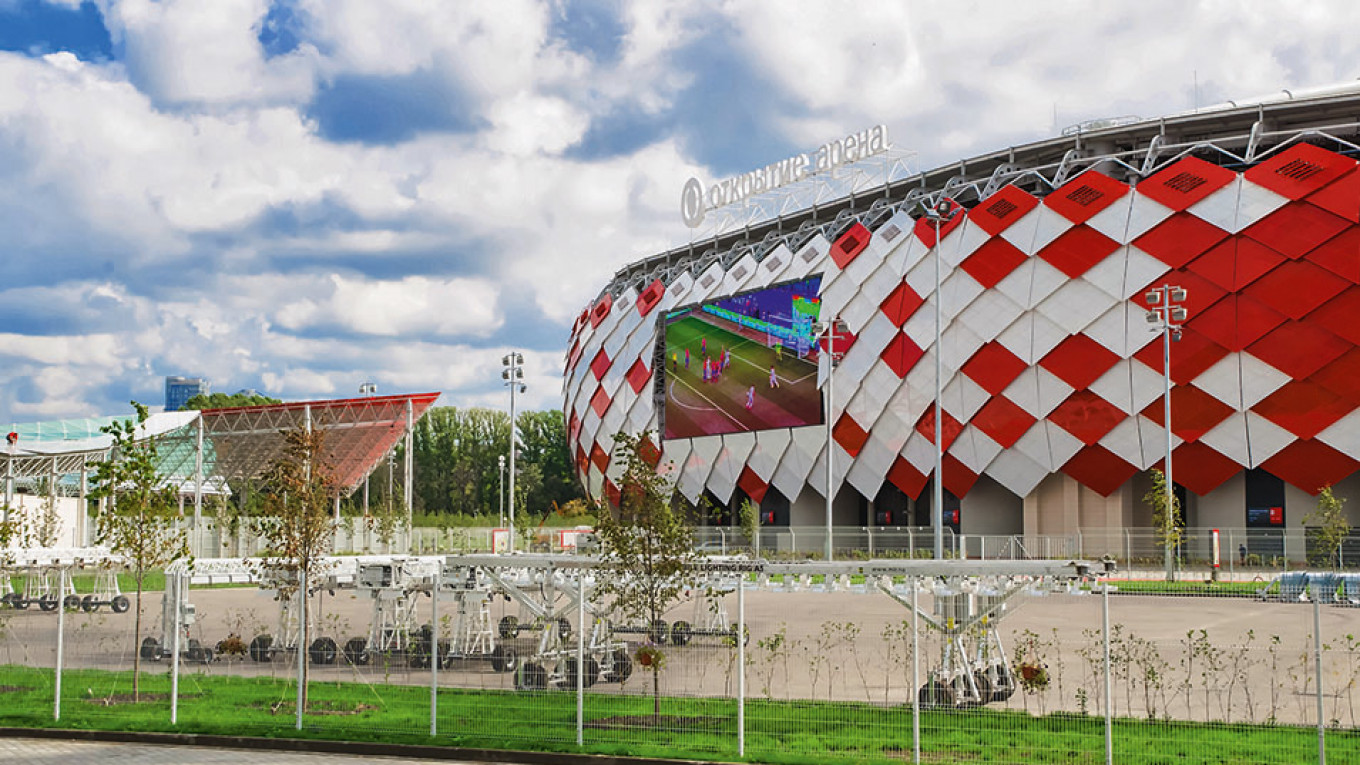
left=359, top=382, right=377, bottom=397
left=812, top=317, right=847, bottom=561
left=1146, top=284, right=1187, bottom=582
left=502, top=352, right=526, bottom=553
left=920, top=198, right=961, bottom=560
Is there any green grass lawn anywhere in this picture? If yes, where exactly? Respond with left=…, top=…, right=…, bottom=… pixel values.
left=0, top=664, right=1349, bottom=764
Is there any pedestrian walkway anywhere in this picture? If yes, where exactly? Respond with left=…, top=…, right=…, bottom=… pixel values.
left=0, top=736, right=484, bottom=764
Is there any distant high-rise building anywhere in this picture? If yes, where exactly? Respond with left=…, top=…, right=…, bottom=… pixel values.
left=165, top=376, right=209, bottom=411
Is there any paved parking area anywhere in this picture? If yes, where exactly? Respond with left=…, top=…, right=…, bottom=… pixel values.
left=0, top=737, right=485, bottom=764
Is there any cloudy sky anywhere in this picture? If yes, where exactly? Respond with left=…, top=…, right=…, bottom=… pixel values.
left=3, top=0, right=1360, bottom=423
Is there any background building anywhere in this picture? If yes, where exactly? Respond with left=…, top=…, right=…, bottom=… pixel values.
left=563, top=87, right=1360, bottom=560
left=164, top=376, right=209, bottom=412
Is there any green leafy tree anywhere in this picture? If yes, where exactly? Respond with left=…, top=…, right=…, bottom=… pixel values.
left=738, top=498, right=760, bottom=556
left=182, top=392, right=282, bottom=410
left=593, top=431, right=699, bottom=722
left=254, top=425, right=337, bottom=712
left=1144, top=469, right=1182, bottom=582
left=1304, top=486, right=1350, bottom=568
left=91, top=402, right=190, bottom=701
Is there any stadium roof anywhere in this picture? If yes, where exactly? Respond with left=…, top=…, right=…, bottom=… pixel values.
left=1, top=393, right=439, bottom=495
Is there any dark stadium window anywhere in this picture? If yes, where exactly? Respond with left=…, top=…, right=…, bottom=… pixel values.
left=914, top=480, right=960, bottom=533
left=1244, top=468, right=1286, bottom=562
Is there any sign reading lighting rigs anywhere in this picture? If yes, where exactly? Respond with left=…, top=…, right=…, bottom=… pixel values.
left=681, top=125, right=891, bottom=228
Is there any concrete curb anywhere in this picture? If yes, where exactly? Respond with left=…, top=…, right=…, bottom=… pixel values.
left=0, top=727, right=724, bottom=765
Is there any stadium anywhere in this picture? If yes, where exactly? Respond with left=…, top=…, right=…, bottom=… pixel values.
left=563, top=83, right=1360, bottom=560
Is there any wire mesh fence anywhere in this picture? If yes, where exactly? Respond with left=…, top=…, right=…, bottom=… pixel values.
left=2, top=558, right=1359, bottom=764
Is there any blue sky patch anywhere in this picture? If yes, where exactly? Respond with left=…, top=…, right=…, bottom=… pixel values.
left=0, top=0, right=112, bottom=60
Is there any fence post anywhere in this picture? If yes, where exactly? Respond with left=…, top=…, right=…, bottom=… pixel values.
left=430, top=570, right=439, bottom=737
left=54, top=568, right=66, bottom=722
left=296, top=571, right=306, bottom=731
left=171, top=571, right=182, bottom=725
left=1315, top=595, right=1326, bottom=765
left=1103, top=580, right=1112, bottom=765
left=577, top=568, right=585, bottom=747
left=911, top=576, right=920, bottom=765
left=738, top=573, right=746, bottom=757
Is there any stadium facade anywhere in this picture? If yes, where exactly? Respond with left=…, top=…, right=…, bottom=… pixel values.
left=562, top=85, right=1360, bottom=547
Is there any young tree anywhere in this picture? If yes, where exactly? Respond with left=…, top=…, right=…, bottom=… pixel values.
left=91, top=402, right=190, bottom=701
left=1143, top=469, right=1182, bottom=582
left=738, top=498, right=760, bottom=556
left=254, top=425, right=338, bottom=713
left=593, top=431, right=699, bottom=722
left=1304, top=486, right=1350, bottom=568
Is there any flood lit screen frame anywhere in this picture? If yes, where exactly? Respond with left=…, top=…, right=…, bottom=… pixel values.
left=659, top=276, right=825, bottom=440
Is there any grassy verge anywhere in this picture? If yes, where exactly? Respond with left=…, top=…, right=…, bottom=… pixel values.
left=1097, top=579, right=1265, bottom=597
left=7, top=572, right=255, bottom=596
left=0, top=665, right=1349, bottom=764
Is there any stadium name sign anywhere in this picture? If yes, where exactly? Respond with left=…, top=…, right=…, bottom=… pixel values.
left=681, top=125, right=890, bottom=228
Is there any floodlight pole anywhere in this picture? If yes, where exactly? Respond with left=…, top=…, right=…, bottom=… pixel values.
left=813, top=319, right=843, bottom=561
left=1145, top=284, right=1187, bottom=582
left=498, top=454, right=506, bottom=529
left=503, top=353, right=526, bottom=554
left=923, top=200, right=960, bottom=561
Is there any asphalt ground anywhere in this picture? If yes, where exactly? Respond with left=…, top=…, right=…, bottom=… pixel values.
left=662, top=314, right=820, bottom=439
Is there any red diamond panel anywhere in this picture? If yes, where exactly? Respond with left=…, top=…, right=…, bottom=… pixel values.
left=881, top=332, right=926, bottom=378
left=1245, top=259, right=1350, bottom=320
left=575, top=444, right=588, bottom=476
left=566, top=339, right=583, bottom=374
left=916, top=407, right=964, bottom=450
left=1186, top=236, right=1284, bottom=292
left=973, top=392, right=1033, bottom=446
left=1046, top=170, right=1130, bottom=224
left=589, top=441, right=609, bottom=473
left=637, top=279, right=665, bottom=317
left=1260, top=439, right=1360, bottom=494
left=1307, top=167, right=1360, bottom=223
left=1062, top=445, right=1138, bottom=496
left=1133, top=327, right=1229, bottom=385
left=972, top=396, right=1036, bottom=449
left=737, top=465, right=769, bottom=504
left=1157, top=442, right=1243, bottom=496
left=568, top=411, right=581, bottom=445
left=970, top=185, right=1040, bottom=236
left=942, top=453, right=980, bottom=498
left=604, top=478, right=621, bottom=507
left=1036, top=224, right=1120, bottom=278
left=1140, top=156, right=1236, bottom=211
left=1245, top=143, right=1356, bottom=201
left=1251, top=380, right=1353, bottom=439
left=1312, top=347, right=1360, bottom=405
left=590, top=293, right=613, bottom=328
left=1308, top=286, right=1360, bottom=345
left=962, top=341, right=1029, bottom=396
left=626, top=359, right=651, bottom=394
left=819, top=327, right=857, bottom=356
left=962, top=237, right=1029, bottom=289
left=1133, top=212, right=1229, bottom=268
left=1040, top=334, right=1120, bottom=391
left=880, top=283, right=925, bottom=327
left=831, top=222, right=872, bottom=269
left=1304, top=226, right=1360, bottom=283
left=833, top=413, right=870, bottom=457
left=590, top=348, right=612, bottom=381
left=638, top=435, right=661, bottom=469
left=887, top=456, right=929, bottom=500
left=1140, top=384, right=1234, bottom=443
left=1243, top=201, right=1350, bottom=260
left=1048, top=391, right=1126, bottom=446
left=572, top=307, right=589, bottom=337
left=1188, top=294, right=1287, bottom=352
left=589, top=386, right=611, bottom=418
left=914, top=198, right=966, bottom=247
left=1247, top=321, right=1351, bottom=379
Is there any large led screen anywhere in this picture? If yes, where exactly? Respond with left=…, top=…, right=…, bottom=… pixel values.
left=661, top=276, right=825, bottom=440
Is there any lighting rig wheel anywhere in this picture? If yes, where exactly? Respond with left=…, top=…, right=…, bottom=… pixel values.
left=187, top=639, right=205, bottom=663
left=343, top=637, right=369, bottom=666
left=648, top=619, right=669, bottom=644
left=490, top=644, right=519, bottom=673
left=249, top=634, right=275, bottom=663
left=110, top=595, right=130, bottom=613
left=63, top=594, right=81, bottom=611
left=38, top=596, right=58, bottom=612
left=80, top=595, right=96, bottom=612
left=516, top=662, right=547, bottom=691
left=498, top=615, right=519, bottom=639
left=309, top=637, right=338, bottom=665
left=140, top=637, right=161, bottom=660
left=918, top=680, right=954, bottom=708
left=605, top=648, right=633, bottom=682
left=558, top=617, right=572, bottom=641
left=563, top=656, right=600, bottom=689
left=670, top=621, right=692, bottom=646
left=972, top=671, right=994, bottom=705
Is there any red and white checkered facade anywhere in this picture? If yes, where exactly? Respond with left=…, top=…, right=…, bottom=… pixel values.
left=564, top=142, right=1360, bottom=509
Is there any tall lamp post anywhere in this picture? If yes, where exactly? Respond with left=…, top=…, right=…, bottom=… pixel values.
left=498, top=454, right=506, bottom=529
left=920, top=198, right=960, bottom=560
left=1146, top=284, right=1187, bottom=582
left=502, top=352, right=526, bottom=553
left=812, top=317, right=847, bottom=561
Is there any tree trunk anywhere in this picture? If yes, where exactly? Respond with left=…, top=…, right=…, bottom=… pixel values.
left=653, top=664, right=661, bottom=722
left=132, top=582, right=143, bottom=702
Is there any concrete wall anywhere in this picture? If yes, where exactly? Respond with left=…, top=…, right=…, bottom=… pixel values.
left=3, top=494, right=85, bottom=548
left=961, top=475, right=1022, bottom=535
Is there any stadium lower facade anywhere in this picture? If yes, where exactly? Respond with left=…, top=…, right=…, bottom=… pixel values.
left=563, top=86, right=1360, bottom=550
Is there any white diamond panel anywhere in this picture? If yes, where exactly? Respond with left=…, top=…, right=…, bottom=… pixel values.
left=747, top=428, right=793, bottom=481
left=1199, top=412, right=1250, bottom=466
left=983, top=447, right=1048, bottom=497
left=994, top=257, right=1067, bottom=309
left=1089, top=359, right=1165, bottom=415
left=1318, top=409, right=1360, bottom=461
left=719, top=253, right=760, bottom=296
left=956, top=289, right=1024, bottom=344
left=996, top=311, right=1067, bottom=365
left=1036, top=278, right=1117, bottom=334
left=1086, top=189, right=1173, bottom=244
left=999, top=204, right=1073, bottom=255
left=1083, top=245, right=1171, bottom=302
left=1244, top=412, right=1295, bottom=467
left=1013, top=420, right=1084, bottom=471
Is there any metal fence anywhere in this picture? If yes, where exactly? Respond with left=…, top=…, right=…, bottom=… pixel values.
left=2, top=554, right=1357, bottom=764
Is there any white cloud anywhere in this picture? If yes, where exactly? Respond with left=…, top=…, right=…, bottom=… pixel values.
left=273, top=274, right=504, bottom=337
